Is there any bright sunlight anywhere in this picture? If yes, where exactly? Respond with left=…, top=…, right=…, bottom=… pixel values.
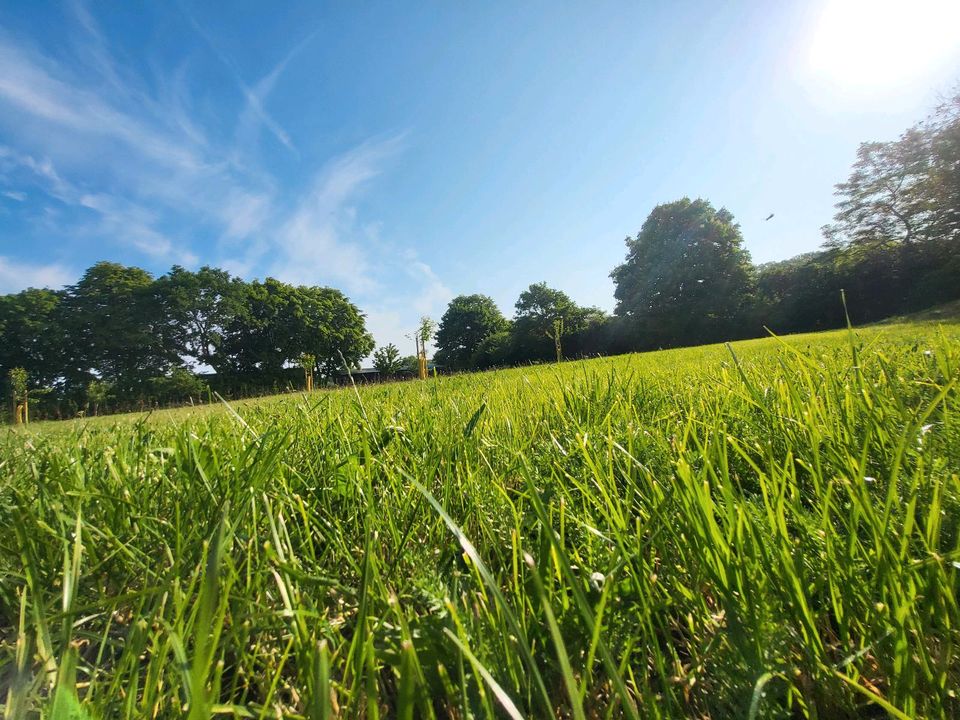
left=808, top=0, right=960, bottom=88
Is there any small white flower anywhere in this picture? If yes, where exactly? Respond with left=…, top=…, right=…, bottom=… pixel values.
left=589, top=571, right=606, bottom=589
left=864, top=476, right=877, bottom=483
left=918, top=423, right=936, bottom=448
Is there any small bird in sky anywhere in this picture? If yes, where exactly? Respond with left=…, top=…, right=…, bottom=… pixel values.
left=764, top=213, right=775, bottom=221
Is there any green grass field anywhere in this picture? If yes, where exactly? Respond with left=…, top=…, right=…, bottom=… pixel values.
left=2, top=322, right=960, bottom=719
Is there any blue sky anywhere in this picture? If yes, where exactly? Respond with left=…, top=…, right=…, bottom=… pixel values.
left=1, top=1, right=958, bottom=355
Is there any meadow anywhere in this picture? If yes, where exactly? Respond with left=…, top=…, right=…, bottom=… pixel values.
left=2, top=321, right=959, bottom=719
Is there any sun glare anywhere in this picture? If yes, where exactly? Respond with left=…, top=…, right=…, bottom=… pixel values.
left=808, top=0, right=960, bottom=89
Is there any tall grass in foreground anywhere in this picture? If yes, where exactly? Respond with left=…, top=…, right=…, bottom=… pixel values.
left=1, top=323, right=959, bottom=719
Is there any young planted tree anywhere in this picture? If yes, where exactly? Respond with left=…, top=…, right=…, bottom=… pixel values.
left=85, top=379, right=111, bottom=417
left=298, top=353, right=316, bottom=392
left=372, top=343, right=404, bottom=377
left=549, top=317, right=564, bottom=363
left=8, top=367, right=28, bottom=424
left=414, top=316, right=436, bottom=379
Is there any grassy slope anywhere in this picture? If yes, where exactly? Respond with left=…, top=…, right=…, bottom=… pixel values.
left=872, top=299, right=960, bottom=326
left=1, top=322, right=959, bottom=718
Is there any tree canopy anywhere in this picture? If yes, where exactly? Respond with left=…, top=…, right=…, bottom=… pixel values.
left=0, top=288, right=63, bottom=387
left=511, top=282, right=592, bottom=362
left=372, top=343, right=405, bottom=375
left=434, top=294, right=508, bottom=370
left=215, top=280, right=373, bottom=379
left=61, top=262, right=175, bottom=396
left=153, top=265, right=246, bottom=373
left=814, top=90, right=960, bottom=320
left=0, top=262, right=373, bottom=417
left=611, top=199, right=754, bottom=346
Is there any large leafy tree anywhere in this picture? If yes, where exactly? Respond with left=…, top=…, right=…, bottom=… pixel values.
left=823, top=128, right=934, bottom=249
left=921, top=91, right=960, bottom=306
left=220, top=279, right=294, bottom=376
left=220, top=279, right=373, bottom=379
left=154, top=265, right=246, bottom=372
left=611, top=198, right=754, bottom=346
left=510, top=282, right=589, bottom=362
left=61, top=262, right=176, bottom=394
left=820, top=92, right=960, bottom=315
left=435, top=294, right=508, bottom=370
left=0, top=287, right=65, bottom=387
left=293, top=285, right=374, bottom=377
left=928, top=90, right=960, bottom=242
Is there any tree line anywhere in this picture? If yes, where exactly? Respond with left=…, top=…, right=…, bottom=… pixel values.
left=3, top=89, right=958, bottom=418
left=1, top=263, right=373, bottom=418
left=430, top=90, right=960, bottom=370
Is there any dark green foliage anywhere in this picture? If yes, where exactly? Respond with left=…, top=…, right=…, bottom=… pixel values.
left=153, top=265, right=246, bottom=373
left=372, top=343, right=405, bottom=375
left=435, top=294, right=508, bottom=370
left=471, top=330, right=513, bottom=369
left=611, top=198, right=756, bottom=347
left=754, top=252, right=846, bottom=332
left=510, top=282, right=593, bottom=363
left=218, top=279, right=373, bottom=381
left=399, top=354, right=420, bottom=373
left=149, top=368, right=209, bottom=404
left=60, top=262, right=175, bottom=396
left=0, top=263, right=373, bottom=417
left=0, top=288, right=64, bottom=387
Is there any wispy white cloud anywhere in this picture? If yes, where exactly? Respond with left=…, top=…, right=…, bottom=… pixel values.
left=235, top=31, right=318, bottom=154
left=66, top=0, right=127, bottom=94
left=0, top=35, right=206, bottom=173
left=0, top=145, right=72, bottom=199
left=0, top=146, right=200, bottom=265
left=77, top=193, right=198, bottom=265
left=0, top=19, right=265, bottom=264
left=267, top=136, right=405, bottom=293
left=219, top=189, right=272, bottom=241
left=179, top=4, right=315, bottom=153
left=2, top=190, right=26, bottom=202
left=0, top=3, right=452, bottom=356
left=0, top=256, right=73, bottom=293
left=361, top=254, right=452, bottom=360
left=406, top=256, right=453, bottom=314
